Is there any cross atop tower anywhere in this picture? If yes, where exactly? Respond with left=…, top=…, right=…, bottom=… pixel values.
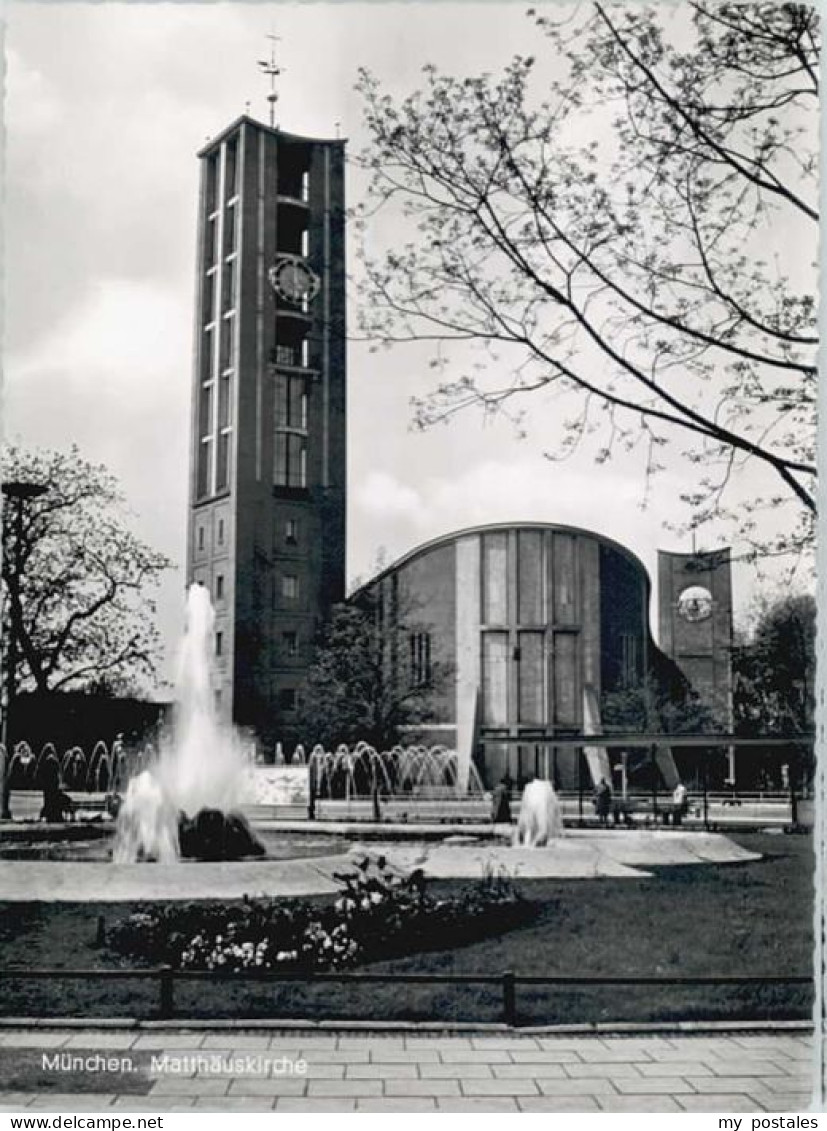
left=257, top=33, right=283, bottom=128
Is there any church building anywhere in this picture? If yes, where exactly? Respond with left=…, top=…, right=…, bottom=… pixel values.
left=186, top=111, right=733, bottom=782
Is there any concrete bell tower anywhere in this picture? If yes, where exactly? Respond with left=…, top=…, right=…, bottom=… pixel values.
left=186, top=114, right=347, bottom=745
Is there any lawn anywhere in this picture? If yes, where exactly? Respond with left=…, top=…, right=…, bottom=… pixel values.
left=0, top=831, right=813, bottom=1026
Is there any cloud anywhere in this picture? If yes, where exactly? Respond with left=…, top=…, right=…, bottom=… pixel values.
left=354, top=470, right=426, bottom=523
left=350, top=454, right=665, bottom=583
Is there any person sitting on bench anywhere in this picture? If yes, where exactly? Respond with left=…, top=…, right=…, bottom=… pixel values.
left=663, top=781, right=689, bottom=826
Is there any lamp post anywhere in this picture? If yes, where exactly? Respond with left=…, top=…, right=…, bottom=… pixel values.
left=1, top=480, right=47, bottom=819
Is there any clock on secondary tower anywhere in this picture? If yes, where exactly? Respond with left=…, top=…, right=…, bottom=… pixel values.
left=677, top=585, right=713, bottom=623
left=268, top=257, right=321, bottom=304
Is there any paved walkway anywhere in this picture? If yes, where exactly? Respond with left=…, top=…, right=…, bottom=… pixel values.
left=0, top=1027, right=816, bottom=1112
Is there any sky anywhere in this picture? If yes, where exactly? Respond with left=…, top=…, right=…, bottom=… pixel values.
left=2, top=2, right=816, bottom=687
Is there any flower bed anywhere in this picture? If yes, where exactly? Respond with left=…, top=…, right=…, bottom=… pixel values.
left=107, top=856, right=533, bottom=972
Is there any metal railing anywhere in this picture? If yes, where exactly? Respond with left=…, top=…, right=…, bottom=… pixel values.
left=0, top=966, right=812, bottom=1027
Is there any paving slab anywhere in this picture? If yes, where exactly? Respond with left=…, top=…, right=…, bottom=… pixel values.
left=345, top=1063, right=419, bottom=1078
left=385, top=1079, right=461, bottom=1096
left=564, top=1061, right=642, bottom=1077
left=764, top=1095, right=818, bottom=1112
left=518, top=1095, right=601, bottom=1112
left=598, top=1094, right=683, bottom=1112
left=460, top=1078, right=540, bottom=1096
left=307, top=1079, right=383, bottom=1096
left=192, top=1096, right=274, bottom=1110
left=370, top=1049, right=441, bottom=1063
left=356, top=1097, right=437, bottom=1111
left=678, top=1093, right=765, bottom=1112
left=420, top=1062, right=494, bottom=1078
left=613, top=1076, right=696, bottom=1094
left=276, top=1096, right=356, bottom=1111
left=436, top=1097, right=520, bottom=1111
left=226, top=1077, right=306, bottom=1096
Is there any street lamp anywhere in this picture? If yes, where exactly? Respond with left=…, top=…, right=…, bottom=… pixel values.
left=1, top=479, right=48, bottom=819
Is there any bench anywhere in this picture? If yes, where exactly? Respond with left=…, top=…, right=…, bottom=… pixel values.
left=380, top=799, right=492, bottom=824
left=314, top=797, right=492, bottom=824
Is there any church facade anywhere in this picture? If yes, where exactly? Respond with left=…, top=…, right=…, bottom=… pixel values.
left=355, top=524, right=734, bottom=788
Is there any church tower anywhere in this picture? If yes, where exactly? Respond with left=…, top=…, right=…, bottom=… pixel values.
left=186, top=115, right=347, bottom=744
left=658, top=548, right=734, bottom=729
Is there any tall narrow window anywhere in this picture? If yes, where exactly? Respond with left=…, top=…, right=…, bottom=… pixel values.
left=223, top=202, right=237, bottom=257
left=205, top=218, right=218, bottom=269
left=409, top=632, right=432, bottom=687
left=224, top=137, right=238, bottom=201
left=620, top=634, right=639, bottom=687
left=482, top=632, right=509, bottom=726
left=197, top=437, right=213, bottom=498
left=216, top=574, right=224, bottom=600
left=215, top=631, right=223, bottom=657
left=216, top=433, right=230, bottom=491
left=220, top=315, right=235, bottom=372
left=482, top=533, right=508, bottom=624
left=282, top=575, right=298, bottom=600
left=278, top=688, right=297, bottom=712
left=275, top=373, right=307, bottom=429
left=198, top=380, right=213, bottom=445
left=197, top=330, right=215, bottom=499
left=203, top=272, right=216, bottom=324
left=205, top=153, right=218, bottom=215
left=275, top=344, right=298, bottom=367
left=274, top=373, right=308, bottom=488
left=222, top=257, right=237, bottom=312
left=285, top=519, right=298, bottom=545
left=217, top=518, right=225, bottom=546
left=282, top=630, right=298, bottom=658
left=216, top=372, right=232, bottom=492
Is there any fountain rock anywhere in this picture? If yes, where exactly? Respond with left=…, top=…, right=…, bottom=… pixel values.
left=178, top=808, right=265, bottom=861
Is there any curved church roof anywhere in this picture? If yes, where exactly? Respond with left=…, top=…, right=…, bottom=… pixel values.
left=352, top=521, right=652, bottom=599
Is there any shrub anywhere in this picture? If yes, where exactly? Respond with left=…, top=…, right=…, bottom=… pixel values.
left=107, top=856, right=532, bottom=971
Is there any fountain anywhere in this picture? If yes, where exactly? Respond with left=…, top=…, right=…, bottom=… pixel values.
left=512, top=779, right=564, bottom=847
left=308, top=741, right=486, bottom=801
left=113, top=583, right=264, bottom=862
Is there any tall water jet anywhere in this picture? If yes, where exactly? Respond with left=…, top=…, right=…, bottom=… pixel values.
left=155, top=582, right=249, bottom=814
left=114, top=583, right=258, bottom=862
left=513, top=779, right=564, bottom=847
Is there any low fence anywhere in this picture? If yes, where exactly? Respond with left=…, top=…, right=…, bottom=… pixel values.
left=0, top=966, right=813, bottom=1027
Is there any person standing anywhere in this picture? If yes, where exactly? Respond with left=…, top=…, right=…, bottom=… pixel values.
left=491, top=773, right=513, bottom=825
left=672, top=781, right=688, bottom=826
left=594, top=777, right=612, bottom=827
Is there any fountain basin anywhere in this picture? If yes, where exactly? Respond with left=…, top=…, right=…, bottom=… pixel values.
left=0, top=829, right=760, bottom=900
